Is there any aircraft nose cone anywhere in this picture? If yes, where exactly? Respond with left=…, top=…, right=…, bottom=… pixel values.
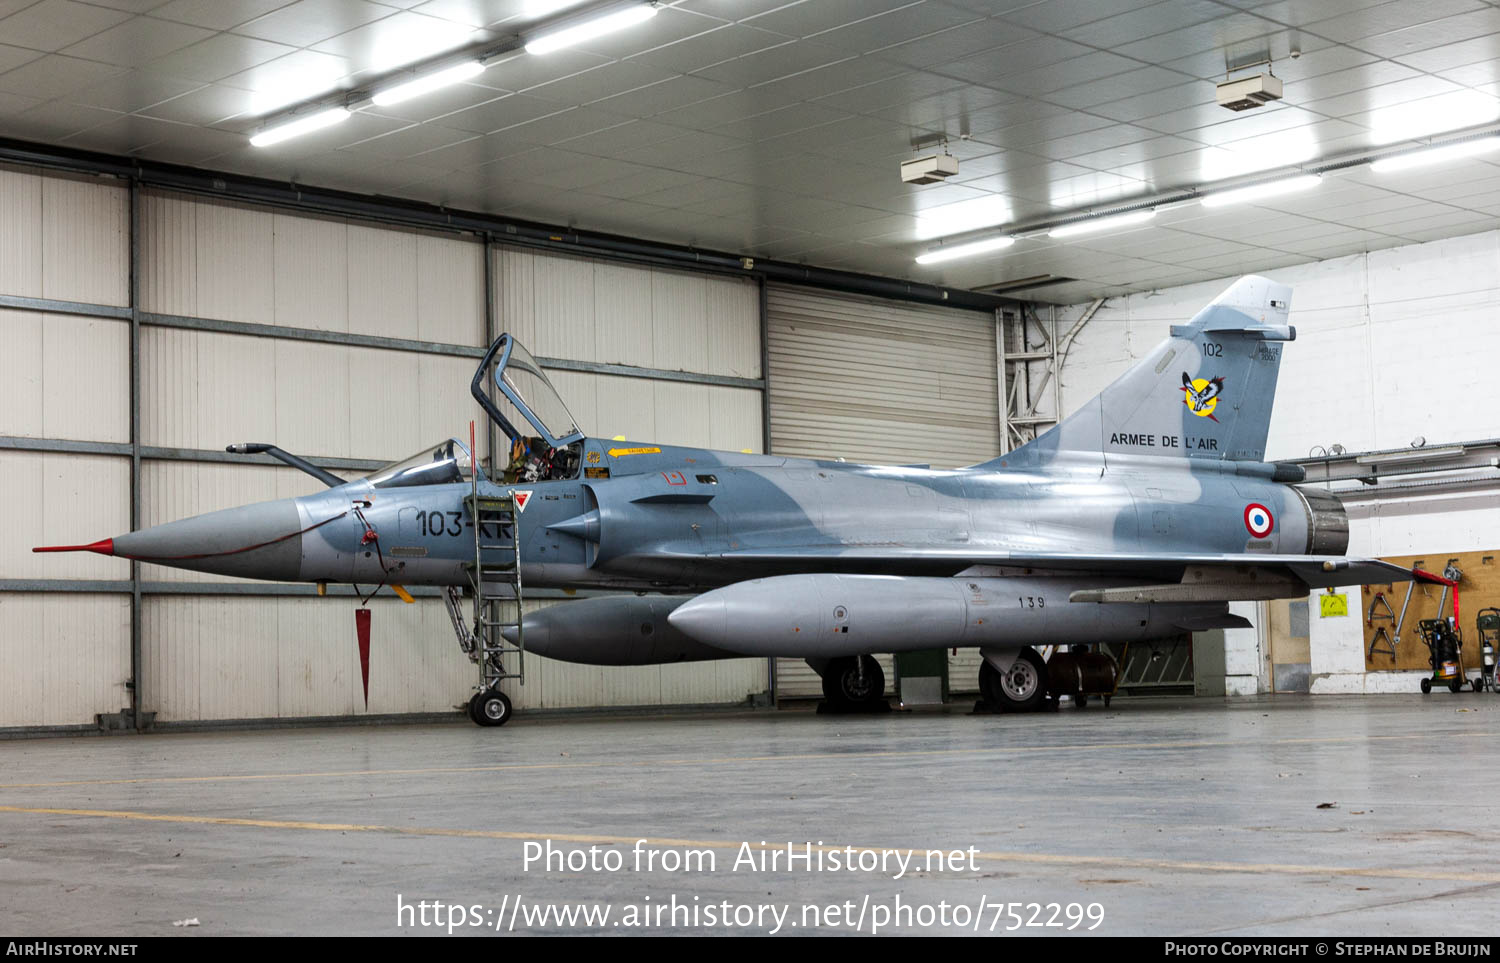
left=666, top=595, right=728, bottom=645
left=112, top=498, right=306, bottom=580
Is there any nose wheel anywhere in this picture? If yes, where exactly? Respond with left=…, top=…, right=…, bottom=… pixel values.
left=467, top=688, right=512, bottom=727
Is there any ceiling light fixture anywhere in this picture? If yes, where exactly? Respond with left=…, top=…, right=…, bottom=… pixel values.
left=1200, top=174, right=1321, bottom=208
left=1048, top=209, right=1155, bottom=238
left=525, top=2, right=657, bottom=55
left=914, top=235, right=1015, bottom=265
left=1371, top=136, right=1500, bottom=173
left=371, top=61, right=487, bottom=106
left=249, top=107, right=351, bottom=148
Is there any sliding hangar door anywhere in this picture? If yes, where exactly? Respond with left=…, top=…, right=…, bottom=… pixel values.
left=763, top=286, right=1002, bottom=699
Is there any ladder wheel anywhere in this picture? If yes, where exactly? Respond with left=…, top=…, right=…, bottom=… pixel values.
left=469, top=689, right=512, bottom=727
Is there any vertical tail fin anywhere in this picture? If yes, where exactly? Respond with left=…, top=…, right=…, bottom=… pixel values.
left=1000, top=275, right=1293, bottom=467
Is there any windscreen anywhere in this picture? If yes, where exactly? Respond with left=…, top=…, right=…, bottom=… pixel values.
left=365, top=438, right=473, bottom=489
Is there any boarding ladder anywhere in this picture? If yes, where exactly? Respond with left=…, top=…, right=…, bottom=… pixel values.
left=442, top=488, right=525, bottom=695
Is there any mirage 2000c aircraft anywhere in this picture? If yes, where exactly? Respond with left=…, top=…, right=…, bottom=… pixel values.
left=37, top=275, right=1427, bottom=726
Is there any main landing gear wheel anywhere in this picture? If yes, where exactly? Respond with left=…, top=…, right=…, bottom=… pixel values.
left=468, top=688, right=512, bottom=727
left=980, top=647, right=1048, bottom=713
left=821, top=655, right=886, bottom=711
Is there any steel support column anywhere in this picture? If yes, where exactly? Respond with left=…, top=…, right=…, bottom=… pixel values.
left=757, top=277, right=776, bottom=704
left=128, top=179, right=144, bottom=732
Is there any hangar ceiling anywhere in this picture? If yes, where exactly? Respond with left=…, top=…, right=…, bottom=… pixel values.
left=5, top=0, right=1500, bottom=303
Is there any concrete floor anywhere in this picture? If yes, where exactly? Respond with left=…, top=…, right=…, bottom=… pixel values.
left=2, top=694, right=1498, bottom=937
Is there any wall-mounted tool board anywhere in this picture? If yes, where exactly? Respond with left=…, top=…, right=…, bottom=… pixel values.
left=1361, top=550, right=1500, bottom=671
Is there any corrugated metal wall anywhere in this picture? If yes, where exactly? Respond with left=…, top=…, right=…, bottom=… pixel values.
left=4, top=169, right=770, bottom=728
left=764, top=285, right=1000, bottom=699
left=3, top=162, right=1012, bottom=726
left=0, top=167, right=132, bottom=728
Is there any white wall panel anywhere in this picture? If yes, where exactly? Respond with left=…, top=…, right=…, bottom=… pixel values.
left=0, top=167, right=43, bottom=300
left=0, top=311, right=128, bottom=442
left=195, top=199, right=274, bottom=324
left=709, top=386, right=763, bottom=452
left=41, top=175, right=128, bottom=307
left=707, top=278, right=760, bottom=379
left=347, top=223, right=418, bottom=340
left=0, top=310, right=43, bottom=437
left=2, top=451, right=130, bottom=581
left=141, top=191, right=484, bottom=343
left=417, top=234, right=484, bottom=346
left=494, top=246, right=760, bottom=378
left=272, top=211, right=348, bottom=331
left=651, top=270, right=708, bottom=373
left=139, top=190, right=197, bottom=318
left=273, top=339, right=352, bottom=458
left=0, top=593, right=131, bottom=727
left=529, top=251, right=596, bottom=360
left=0, top=167, right=127, bottom=307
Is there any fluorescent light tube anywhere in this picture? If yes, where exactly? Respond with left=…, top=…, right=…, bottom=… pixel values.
left=1048, top=209, right=1155, bottom=238
left=372, top=61, right=486, bottom=106
left=1355, top=445, right=1466, bottom=465
left=1371, top=137, right=1500, bottom=173
left=915, top=236, right=1015, bottom=265
left=525, top=3, right=656, bottom=55
left=1200, top=174, right=1321, bottom=208
left=249, top=107, right=350, bottom=147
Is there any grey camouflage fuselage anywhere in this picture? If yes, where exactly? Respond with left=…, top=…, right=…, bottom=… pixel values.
left=44, top=275, right=1418, bottom=668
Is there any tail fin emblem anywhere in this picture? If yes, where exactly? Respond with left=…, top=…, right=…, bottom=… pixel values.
left=1181, top=372, right=1224, bottom=421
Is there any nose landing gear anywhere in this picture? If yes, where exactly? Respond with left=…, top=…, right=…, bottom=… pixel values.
left=468, top=688, right=513, bottom=727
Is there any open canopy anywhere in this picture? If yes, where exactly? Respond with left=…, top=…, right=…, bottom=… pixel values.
left=472, top=334, right=585, bottom=449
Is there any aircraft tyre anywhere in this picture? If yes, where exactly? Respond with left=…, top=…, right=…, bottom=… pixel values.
left=980, top=647, right=1048, bottom=713
left=469, top=688, right=512, bottom=727
left=821, top=655, right=886, bottom=709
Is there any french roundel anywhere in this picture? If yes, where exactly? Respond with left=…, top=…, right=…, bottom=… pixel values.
left=1244, top=503, right=1274, bottom=539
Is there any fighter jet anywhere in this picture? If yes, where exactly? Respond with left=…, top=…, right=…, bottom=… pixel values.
left=36, top=275, right=1426, bottom=726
